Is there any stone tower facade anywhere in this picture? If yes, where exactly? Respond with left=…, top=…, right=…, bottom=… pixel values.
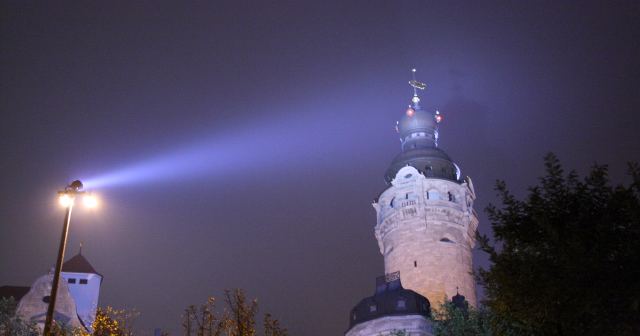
left=373, top=72, right=479, bottom=307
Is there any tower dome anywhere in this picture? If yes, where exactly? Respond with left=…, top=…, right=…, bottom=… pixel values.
left=385, top=147, right=460, bottom=183
left=397, top=105, right=437, bottom=141
left=385, top=70, right=460, bottom=184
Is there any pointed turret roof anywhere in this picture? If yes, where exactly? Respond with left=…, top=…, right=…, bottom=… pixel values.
left=62, top=252, right=101, bottom=276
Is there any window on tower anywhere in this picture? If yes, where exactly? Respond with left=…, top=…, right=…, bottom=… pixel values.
left=425, top=166, right=433, bottom=177
left=402, top=192, right=417, bottom=207
left=67, top=278, right=76, bottom=284
left=427, top=190, right=441, bottom=200
left=79, top=279, right=88, bottom=285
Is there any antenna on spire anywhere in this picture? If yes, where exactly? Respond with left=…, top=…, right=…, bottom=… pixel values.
left=411, top=68, right=418, bottom=97
left=408, top=68, right=427, bottom=107
left=79, top=242, right=83, bottom=255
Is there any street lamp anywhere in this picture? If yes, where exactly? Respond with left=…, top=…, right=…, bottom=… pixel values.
left=43, top=180, right=98, bottom=335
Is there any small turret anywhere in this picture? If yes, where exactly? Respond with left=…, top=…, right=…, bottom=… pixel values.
left=345, top=272, right=433, bottom=336
left=451, top=287, right=469, bottom=313
left=61, top=247, right=102, bottom=332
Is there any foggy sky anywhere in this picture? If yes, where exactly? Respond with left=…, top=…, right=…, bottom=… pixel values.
left=1, top=1, right=639, bottom=335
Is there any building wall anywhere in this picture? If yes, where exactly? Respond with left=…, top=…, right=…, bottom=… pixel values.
left=345, top=314, right=432, bottom=336
left=16, top=273, right=83, bottom=332
left=61, top=272, right=101, bottom=330
left=373, top=166, right=478, bottom=308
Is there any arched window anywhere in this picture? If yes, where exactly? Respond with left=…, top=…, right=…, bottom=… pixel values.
left=425, top=166, right=433, bottom=177
left=448, top=192, right=456, bottom=202
left=427, top=190, right=441, bottom=200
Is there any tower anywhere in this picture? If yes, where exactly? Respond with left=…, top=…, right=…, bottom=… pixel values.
left=61, top=249, right=103, bottom=331
left=373, top=70, right=478, bottom=307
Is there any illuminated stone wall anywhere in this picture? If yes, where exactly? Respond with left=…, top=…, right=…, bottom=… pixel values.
left=345, top=314, right=432, bottom=336
left=373, top=166, right=479, bottom=307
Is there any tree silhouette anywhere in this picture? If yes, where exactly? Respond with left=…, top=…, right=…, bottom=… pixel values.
left=183, top=289, right=286, bottom=336
left=478, top=154, right=640, bottom=335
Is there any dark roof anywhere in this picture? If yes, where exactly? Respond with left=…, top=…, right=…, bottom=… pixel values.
left=386, top=97, right=461, bottom=184
left=397, top=106, right=436, bottom=140
left=0, top=285, right=30, bottom=301
left=452, top=291, right=469, bottom=312
left=62, top=253, right=101, bottom=276
left=385, top=146, right=460, bottom=183
left=347, top=272, right=431, bottom=330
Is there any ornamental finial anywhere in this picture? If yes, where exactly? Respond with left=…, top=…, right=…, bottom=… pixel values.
left=408, top=68, right=426, bottom=108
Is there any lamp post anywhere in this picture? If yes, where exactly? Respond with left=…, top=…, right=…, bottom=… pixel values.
left=43, top=180, right=97, bottom=335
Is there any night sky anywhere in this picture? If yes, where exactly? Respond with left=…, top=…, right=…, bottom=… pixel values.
left=1, top=1, right=639, bottom=335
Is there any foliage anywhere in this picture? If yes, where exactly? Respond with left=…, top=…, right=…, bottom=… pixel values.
left=183, top=289, right=287, bottom=336
left=0, top=297, right=39, bottom=336
left=92, top=306, right=140, bottom=336
left=477, top=153, right=640, bottom=335
left=182, top=297, right=226, bottom=336
left=224, top=289, right=258, bottom=336
left=263, top=313, right=287, bottom=336
left=38, top=306, right=139, bottom=336
left=432, top=299, right=493, bottom=336
left=48, top=322, right=87, bottom=336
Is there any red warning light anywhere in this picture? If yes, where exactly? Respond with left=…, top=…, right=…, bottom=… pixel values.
left=435, top=113, right=443, bottom=123
left=406, top=108, right=415, bottom=117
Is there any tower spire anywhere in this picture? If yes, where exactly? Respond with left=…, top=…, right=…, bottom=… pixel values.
left=408, top=68, right=427, bottom=109
left=386, top=72, right=457, bottom=183
left=411, top=68, right=418, bottom=97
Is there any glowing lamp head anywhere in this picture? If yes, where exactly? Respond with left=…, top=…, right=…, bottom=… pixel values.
left=82, top=194, right=99, bottom=209
left=58, top=194, right=75, bottom=207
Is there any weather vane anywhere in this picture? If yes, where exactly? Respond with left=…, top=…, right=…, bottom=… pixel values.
left=408, top=68, right=427, bottom=107
left=408, top=68, right=427, bottom=95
